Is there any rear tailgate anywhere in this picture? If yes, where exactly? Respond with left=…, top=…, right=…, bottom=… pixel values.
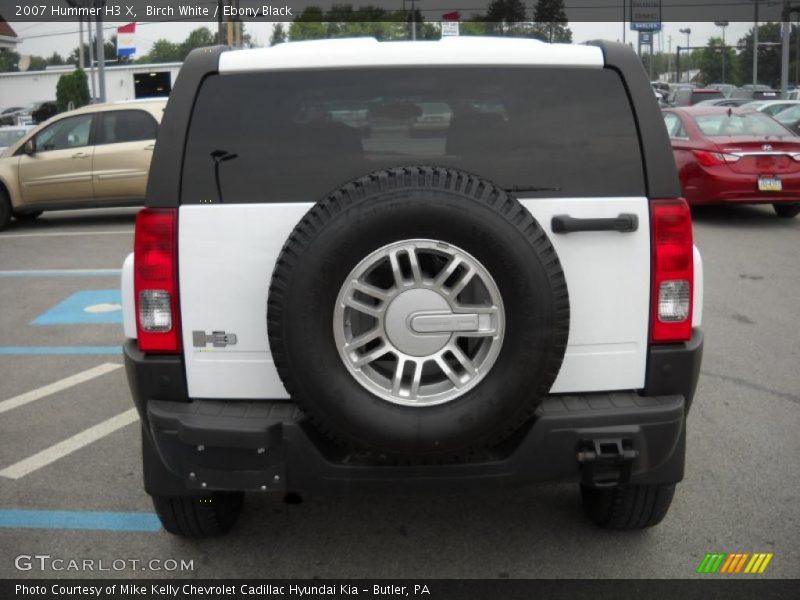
left=178, top=197, right=651, bottom=399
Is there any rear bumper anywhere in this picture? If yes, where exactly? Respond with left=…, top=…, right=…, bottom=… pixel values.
left=685, top=167, right=800, bottom=205
left=125, top=330, right=703, bottom=496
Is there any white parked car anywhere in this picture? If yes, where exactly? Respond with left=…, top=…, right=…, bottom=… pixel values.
left=741, top=99, right=800, bottom=117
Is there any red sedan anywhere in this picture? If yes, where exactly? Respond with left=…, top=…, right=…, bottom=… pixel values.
left=662, top=106, right=800, bottom=218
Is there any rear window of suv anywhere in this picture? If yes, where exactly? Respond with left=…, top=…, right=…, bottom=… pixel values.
left=181, top=67, right=645, bottom=204
left=691, top=91, right=724, bottom=104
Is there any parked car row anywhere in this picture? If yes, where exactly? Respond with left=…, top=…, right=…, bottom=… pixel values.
left=2, top=86, right=799, bottom=231
left=653, top=82, right=786, bottom=108
left=0, top=101, right=59, bottom=126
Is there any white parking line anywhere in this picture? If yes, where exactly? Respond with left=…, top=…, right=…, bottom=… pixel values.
left=0, top=408, right=139, bottom=480
left=0, top=269, right=122, bottom=278
left=0, top=230, right=133, bottom=239
left=0, top=363, right=122, bottom=415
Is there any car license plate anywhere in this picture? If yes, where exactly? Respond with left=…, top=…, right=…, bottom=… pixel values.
left=758, top=176, right=782, bottom=192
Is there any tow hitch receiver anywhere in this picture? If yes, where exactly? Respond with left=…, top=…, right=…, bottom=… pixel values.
left=577, top=439, right=639, bottom=487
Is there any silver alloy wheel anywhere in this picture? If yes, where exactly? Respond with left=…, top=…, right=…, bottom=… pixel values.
left=333, top=239, right=505, bottom=407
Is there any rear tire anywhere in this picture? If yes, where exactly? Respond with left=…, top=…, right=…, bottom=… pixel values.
left=580, top=483, right=676, bottom=530
left=151, top=492, right=244, bottom=538
left=773, top=203, right=800, bottom=218
left=0, top=189, right=11, bottom=231
left=13, top=210, right=42, bottom=221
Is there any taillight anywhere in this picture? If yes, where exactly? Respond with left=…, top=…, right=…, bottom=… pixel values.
left=692, top=150, right=740, bottom=166
left=134, top=208, right=181, bottom=353
left=650, top=199, right=693, bottom=343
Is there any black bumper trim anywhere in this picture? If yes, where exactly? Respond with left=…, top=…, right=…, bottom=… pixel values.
left=125, top=334, right=701, bottom=495
left=645, top=328, right=704, bottom=410
left=142, top=393, right=685, bottom=494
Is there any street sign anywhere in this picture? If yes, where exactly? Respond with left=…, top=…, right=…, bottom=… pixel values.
left=442, top=21, right=459, bottom=36
left=631, top=22, right=662, bottom=31
left=442, top=11, right=459, bottom=36
left=640, top=32, right=652, bottom=44
left=630, top=0, right=662, bottom=31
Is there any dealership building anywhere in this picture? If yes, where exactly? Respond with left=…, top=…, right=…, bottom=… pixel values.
left=0, top=62, right=182, bottom=108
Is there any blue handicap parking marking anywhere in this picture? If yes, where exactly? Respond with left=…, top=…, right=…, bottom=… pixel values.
left=31, top=290, right=123, bottom=326
left=0, top=509, right=160, bottom=532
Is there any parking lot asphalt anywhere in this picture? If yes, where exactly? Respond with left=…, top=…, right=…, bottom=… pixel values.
left=0, top=205, right=798, bottom=580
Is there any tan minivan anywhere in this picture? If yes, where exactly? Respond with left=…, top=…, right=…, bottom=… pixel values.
left=0, top=99, right=166, bottom=230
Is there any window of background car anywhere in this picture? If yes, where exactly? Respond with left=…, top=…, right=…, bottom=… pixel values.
left=663, top=113, right=687, bottom=138
left=181, top=67, right=645, bottom=204
left=691, top=91, right=724, bottom=104
left=96, top=110, right=158, bottom=145
left=775, top=104, right=800, bottom=124
left=33, top=114, right=92, bottom=152
left=0, top=129, right=27, bottom=147
left=693, top=112, right=792, bottom=137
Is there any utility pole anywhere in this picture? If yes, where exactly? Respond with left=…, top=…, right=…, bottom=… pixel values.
left=715, top=22, right=729, bottom=84
left=226, top=0, right=234, bottom=46
left=95, top=8, right=106, bottom=103
left=796, top=12, right=800, bottom=85
left=622, top=0, right=626, bottom=45
left=666, top=35, right=671, bottom=82
left=87, top=20, right=96, bottom=100
left=78, top=16, right=84, bottom=69
left=679, top=28, right=691, bottom=79
left=754, top=0, right=759, bottom=85
left=409, top=0, right=418, bottom=40
left=217, top=0, right=223, bottom=44
left=781, top=6, right=791, bottom=95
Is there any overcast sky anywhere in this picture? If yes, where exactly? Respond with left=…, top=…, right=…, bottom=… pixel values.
left=11, top=21, right=757, bottom=60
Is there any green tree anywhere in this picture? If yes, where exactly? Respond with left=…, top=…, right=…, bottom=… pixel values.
left=56, top=69, right=90, bottom=112
left=697, top=36, right=739, bottom=85
left=47, top=52, right=66, bottom=66
left=288, top=7, right=328, bottom=40
left=179, top=27, right=215, bottom=59
left=486, top=0, right=527, bottom=22
left=736, top=22, right=799, bottom=87
left=69, top=37, right=121, bottom=67
left=0, top=50, right=20, bottom=72
left=531, top=0, right=571, bottom=42
left=141, top=39, right=182, bottom=63
left=480, top=0, right=531, bottom=36
left=270, top=23, right=287, bottom=45
left=288, top=5, right=422, bottom=42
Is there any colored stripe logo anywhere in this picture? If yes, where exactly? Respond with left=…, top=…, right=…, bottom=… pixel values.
left=697, top=552, right=773, bottom=574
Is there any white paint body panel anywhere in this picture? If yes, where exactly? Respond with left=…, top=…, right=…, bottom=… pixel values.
left=519, top=198, right=650, bottom=392
left=178, top=198, right=653, bottom=399
left=121, top=252, right=136, bottom=339
left=692, top=245, right=703, bottom=327
left=219, top=37, right=604, bottom=73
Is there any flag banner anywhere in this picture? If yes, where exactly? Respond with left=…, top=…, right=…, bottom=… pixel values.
left=117, top=22, right=135, bottom=57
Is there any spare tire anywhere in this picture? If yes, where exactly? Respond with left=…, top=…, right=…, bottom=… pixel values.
left=267, top=167, right=569, bottom=458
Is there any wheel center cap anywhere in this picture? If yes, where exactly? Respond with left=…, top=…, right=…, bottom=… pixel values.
left=385, top=289, right=451, bottom=357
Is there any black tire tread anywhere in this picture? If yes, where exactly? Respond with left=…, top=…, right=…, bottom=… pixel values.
left=773, top=203, right=800, bottom=218
left=151, top=492, right=243, bottom=538
left=13, top=210, right=43, bottom=221
left=0, top=187, right=11, bottom=231
left=581, top=483, right=676, bottom=530
left=267, top=166, right=569, bottom=455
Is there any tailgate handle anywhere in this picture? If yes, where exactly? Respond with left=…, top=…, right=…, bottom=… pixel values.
left=551, top=213, right=638, bottom=234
